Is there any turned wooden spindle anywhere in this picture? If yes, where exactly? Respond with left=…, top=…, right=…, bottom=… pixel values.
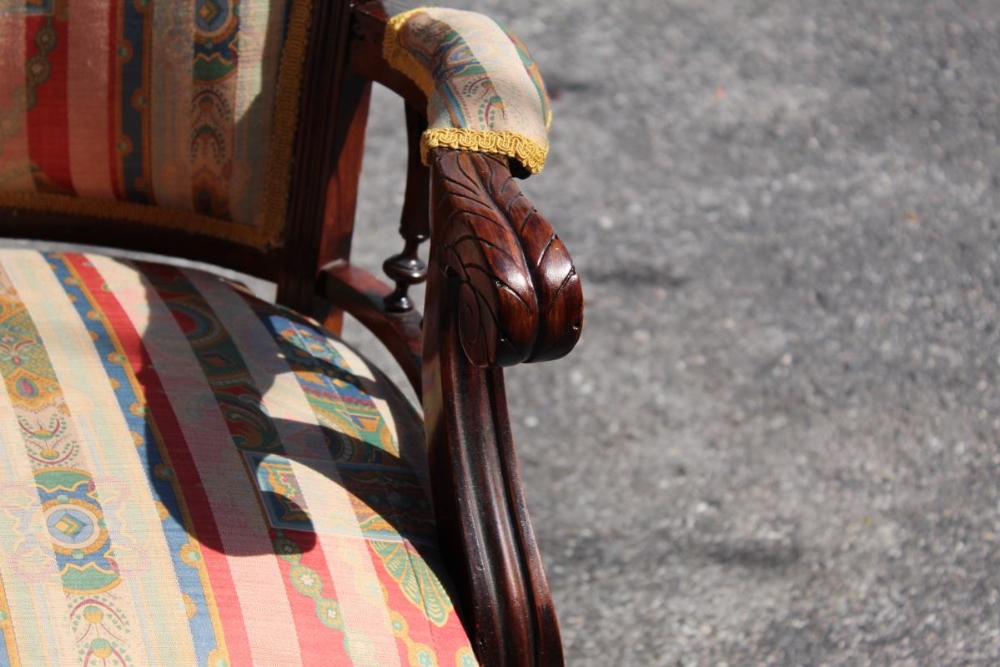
left=383, top=105, right=430, bottom=313
left=383, top=240, right=427, bottom=312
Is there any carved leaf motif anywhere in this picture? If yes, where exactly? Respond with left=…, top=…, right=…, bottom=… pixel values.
left=430, top=150, right=582, bottom=367
left=423, top=146, right=580, bottom=665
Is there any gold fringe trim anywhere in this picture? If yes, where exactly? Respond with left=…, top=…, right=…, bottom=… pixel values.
left=259, top=0, right=314, bottom=249
left=0, top=191, right=268, bottom=244
left=385, top=8, right=549, bottom=174
left=383, top=7, right=435, bottom=96
left=421, top=128, right=547, bottom=174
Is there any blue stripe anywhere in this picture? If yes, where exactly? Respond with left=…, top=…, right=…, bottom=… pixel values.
left=46, top=254, right=215, bottom=664
left=0, top=624, right=11, bottom=666
left=119, top=5, right=149, bottom=203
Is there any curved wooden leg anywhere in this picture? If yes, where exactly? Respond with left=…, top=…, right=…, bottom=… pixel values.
left=422, top=149, right=582, bottom=666
left=423, top=270, right=564, bottom=666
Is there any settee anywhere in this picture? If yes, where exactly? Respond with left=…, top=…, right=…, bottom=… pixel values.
left=0, top=2, right=582, bottom=665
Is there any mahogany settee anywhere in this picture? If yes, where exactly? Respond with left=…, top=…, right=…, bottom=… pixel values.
left=0, top=2, right=581, bottom=665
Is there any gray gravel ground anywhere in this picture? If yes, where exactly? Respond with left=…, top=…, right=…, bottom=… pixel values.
left=358, top=1, right=1000, bottom=664
left=11, top=1, right=999, bottom=664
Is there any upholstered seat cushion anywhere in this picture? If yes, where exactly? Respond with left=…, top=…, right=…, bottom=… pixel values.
left=0, top=249, right=475, bottom=666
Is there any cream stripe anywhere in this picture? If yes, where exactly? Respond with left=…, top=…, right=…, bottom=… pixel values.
left=187, top=269, right=403, bottom=667
left=0, top=335, right=76, bottom=667
left=0, top=18, right=33, bottom=193
left=88, top=254, right=304, bottom=666
left=67, top=3, right=115, bottom=199
left=328, top=341, right=432, bottom=496
left=235, top=0, right=291, bottom=123
left=457, top=13, right=545, bottom=136
left=3, top=251, right=196, bottom=666
left=230, top=0, right=285, bottom=226
left=149, top=1, right=193, bottom=210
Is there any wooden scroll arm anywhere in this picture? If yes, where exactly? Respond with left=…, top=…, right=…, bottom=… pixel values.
left=420, top=150, right=583, bottom=667
left=426, top=150, right=583, bottom=367
left=346, top=6, right=585, bottom=665
left=343, top=0, right=584, bottom=370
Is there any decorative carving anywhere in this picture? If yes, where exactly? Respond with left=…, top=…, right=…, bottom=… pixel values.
left=428, top=149, right=583, bottom=367
left=422, top=147, right=583, bottom=666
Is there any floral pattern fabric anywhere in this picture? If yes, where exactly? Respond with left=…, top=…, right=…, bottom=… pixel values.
left=0, top=249, right=476, bottom=666
left=384, top=7, right=552, bottom=174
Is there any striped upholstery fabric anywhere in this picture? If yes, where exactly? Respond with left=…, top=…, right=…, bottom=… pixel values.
left=0, top=1, right=311, bottom=248
left=0, top=250, right=475, bottom=666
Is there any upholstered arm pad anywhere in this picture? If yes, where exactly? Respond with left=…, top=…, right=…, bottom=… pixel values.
left=383, top=7, right=552, bottom=174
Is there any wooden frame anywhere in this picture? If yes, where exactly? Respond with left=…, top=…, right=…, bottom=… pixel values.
left=0, top=2, right=583, bottom=664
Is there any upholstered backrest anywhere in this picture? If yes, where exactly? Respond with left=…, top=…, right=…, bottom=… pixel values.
left=0, top=0, right=312, bottom=248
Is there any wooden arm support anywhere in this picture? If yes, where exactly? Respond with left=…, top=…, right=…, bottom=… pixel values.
left=421, top=150, right=583, bottom=666
left=320, top=147, right=584, bottom=666
left=326, top=6, right=585, bottom=665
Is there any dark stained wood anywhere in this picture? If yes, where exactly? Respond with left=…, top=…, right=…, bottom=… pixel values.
left=422, top=149, right=583, bottom=665
left=499, top=175, right=584, bottom=364
left=381, top=250, right=425, bottom=313
left=426, top=150, right=583, bottom=368
left=382, top=106, right=430, bottom=313
left=350, top=1, right=428, bottom=112
left=277, top=0, right=372, bottom=317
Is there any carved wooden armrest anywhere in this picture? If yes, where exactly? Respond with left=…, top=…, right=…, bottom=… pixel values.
left=422, top=148, right=582, bottom=666
left=427, top=149, right=582, bottom=367
left=346, top=1, right=583, bottom=372
left=343, top=6, right=584, bottom=664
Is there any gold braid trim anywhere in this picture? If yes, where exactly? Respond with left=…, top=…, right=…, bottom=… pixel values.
left=385, top=9, right=549, bottom=174
left=421, top=128, right=548, bottom=175
left=0, top=192, right=264, bottom=243
left=259, top=0, right=314, bottom=249
left=383, top=7, right=436, bottom=96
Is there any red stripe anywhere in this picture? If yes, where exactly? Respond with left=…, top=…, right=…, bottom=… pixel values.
left=66, top=254, right=254, bottom=666
left=142, top=266, right=354, bottom=661
left=279, top=530, right=353, bottom=666
left=25, top=17, right=74, bottom=194
left=144, top=261, right=341, bottom=661
left=369, top=542, right=473, bottom=658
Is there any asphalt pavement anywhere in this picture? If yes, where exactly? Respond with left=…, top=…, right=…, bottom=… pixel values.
left=357, top=1, right=1000, bottom=664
